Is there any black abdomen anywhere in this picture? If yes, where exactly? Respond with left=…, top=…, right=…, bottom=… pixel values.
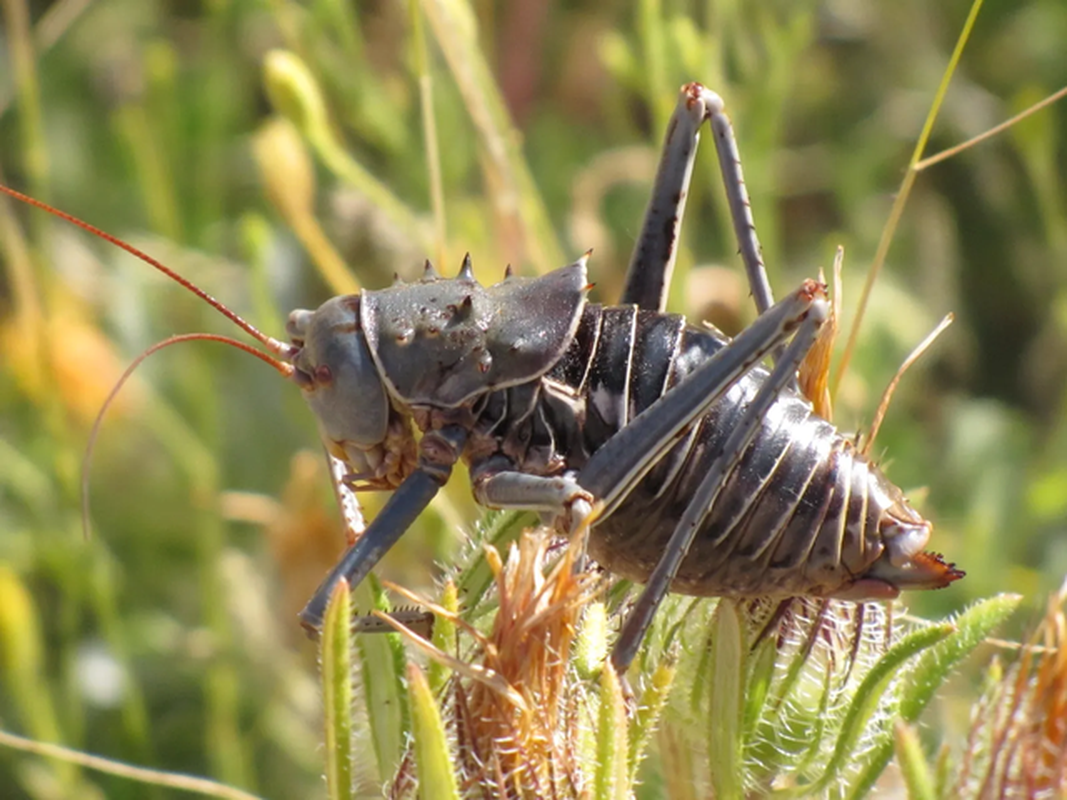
left=544, top=304, right=898, bottom=598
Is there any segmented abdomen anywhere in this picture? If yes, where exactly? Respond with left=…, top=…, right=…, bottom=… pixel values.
left=544, top=304, right=914, bottom=598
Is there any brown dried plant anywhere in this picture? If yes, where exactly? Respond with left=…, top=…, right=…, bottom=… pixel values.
left=384, top=524, right=606, bottom=798
left=951, top=580, right=1067, bottom=798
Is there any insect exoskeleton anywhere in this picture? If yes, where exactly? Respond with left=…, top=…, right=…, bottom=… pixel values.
left=283, top=251, right=961, bottom=629
left=0, top=80, right=963, bottom=675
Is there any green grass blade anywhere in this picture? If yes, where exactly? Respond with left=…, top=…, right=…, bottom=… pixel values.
left=742, top=632, right=778, bottom=740
left=428, top=580, right=458, bottom=696
left=262, top=49, right=429, bottom=250
left=420, top=0, right=565, bottom=273
left=899, top=594, right=1022, bottom=721
left=894, top=720, right=936, bottom=800
left=786, top=622, right=952, bottom=798
left=629, top=656, right=676, bottom=783
left=321, top=579, right=355, bottom=800
left=454, top=509, right=533, bottom=614
left=356, top=577, right=409, bottom=785
left=575, top=601, right=609, bottom=681
left=0, top=565, right=79, bottom=789
left=407, top=662, right=460, bottom=800
left=409, top=0, right=449, bottom=267
left=0, top=728, right=264, bottom=800
left=834, top=0, right=985, bottom=394
left=3, top=0, right=49, bottom=199
left=594, top=661, right=629, bottom=800
left=845, top=594, right=1021, bottom=799
left=707, top=601, right=745, bottom=800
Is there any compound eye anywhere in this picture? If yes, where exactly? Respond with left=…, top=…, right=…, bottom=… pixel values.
left=290, top=352, right=335, bottom=390
left=314, top=364, right=333, bottom=385
left=286, top=309, right=314, bottom=343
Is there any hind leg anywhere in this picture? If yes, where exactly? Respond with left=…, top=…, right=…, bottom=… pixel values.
left=609, top=290, right=828, bottom=674
left=622, top=83, right=775, bottom=318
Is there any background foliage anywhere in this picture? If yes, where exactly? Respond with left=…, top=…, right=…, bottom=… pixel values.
left=0, top=0, right=1066, bottom=797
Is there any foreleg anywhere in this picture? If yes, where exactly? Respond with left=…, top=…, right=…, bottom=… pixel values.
left=299, top=425, right=467, bottom=632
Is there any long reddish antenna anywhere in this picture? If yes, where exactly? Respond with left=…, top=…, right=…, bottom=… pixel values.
left=82, top=332, right=296, bottom=540
left=0, top=183, right=293, bottom=357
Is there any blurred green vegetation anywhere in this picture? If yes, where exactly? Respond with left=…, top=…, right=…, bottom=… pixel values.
left=0, top=0, right=1065, bottom=797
